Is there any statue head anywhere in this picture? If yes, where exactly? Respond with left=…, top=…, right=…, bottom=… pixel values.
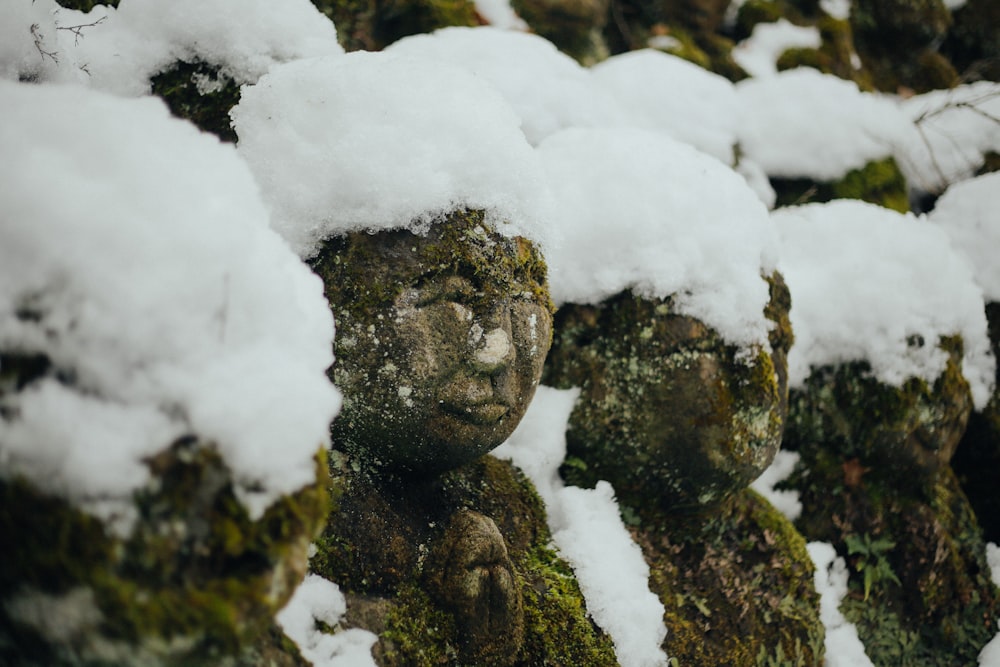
left=311, top=209, right=553, bottom=475
left=544, top=273, right=792, bottom=513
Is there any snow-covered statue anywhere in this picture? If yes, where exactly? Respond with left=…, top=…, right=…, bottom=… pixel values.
left=0, top=83, right=339, bottom=666
left=774, top=199, right=1000, bottom=664
left=232, top=52, right=616, bottom=665
left=536, top=127, right=823, bottom=664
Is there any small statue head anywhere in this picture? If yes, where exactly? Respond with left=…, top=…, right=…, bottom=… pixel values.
left=311, top=209, right=553, bottom=475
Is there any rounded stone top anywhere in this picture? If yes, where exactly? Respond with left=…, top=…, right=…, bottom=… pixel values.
left=312, top=209, right=554, bottom=475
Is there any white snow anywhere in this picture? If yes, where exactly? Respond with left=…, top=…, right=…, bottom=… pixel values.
left=737, top=68, right=919, bottom=181
left=494, top=386, right=669, bottom=667
left=0, top=0, right=342, bottom=96
left=732, top=19, right=822, bottom=79
left=538, top=126, right=779, bottom=350
left=0, top=81, right=340, bottom=527
left=385, top=26, right=631, bottom=145
left=900, top=82, right=1000, bottom=194
left=231, top=50, right=551, bottom=259
left=930, top=172, right=1000, bottom=301
left=277, top=574, right=378, bottom=667
left=750, top=450, right=803, bottom=522
left=807, top=542, right=876, bottom=667
left=774, top=199, right=995, bottom=409
left=819, top=0, right=851, bottom=20
left=590, top=49, right=741, bottom=164
left=472, top=0, right=529, bottom=30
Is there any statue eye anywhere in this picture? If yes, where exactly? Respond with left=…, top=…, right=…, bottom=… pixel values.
left=414, top=275, right=476, bottom=307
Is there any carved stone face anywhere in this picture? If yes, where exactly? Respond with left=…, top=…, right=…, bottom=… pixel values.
left=311, top=210, right=553, bottom=475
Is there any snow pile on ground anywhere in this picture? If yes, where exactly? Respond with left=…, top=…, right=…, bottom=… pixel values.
left=0, top=81, right=340, bottom=528
left=750, top=450, right=803, bottom=522
left=277, top=574, right=378, bottom=667
left=538, top=126, right=778, bottom=350
left=774, top=199, right=994, bottom=408
left=929, top=172, right=1000, bottom=301
left=0, top=0, right=342, bottom=95
left=231, top=50, right=551, bottom=258
left=737, top=68, right=919, bottom=181
left=494, top=387, right=668, bottom=667
left=385, top=26, right=630, bottom=145
left=807, top=542, right=876, bottom=667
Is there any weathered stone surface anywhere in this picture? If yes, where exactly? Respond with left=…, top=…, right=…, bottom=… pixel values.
left=953, top=301, right=1000, bottom=543
left=0, top=440, right=330, bottom=667
left=634, top=488, right=823, bottom=665
left=309, top=0, right=477, bottom=52
left=785, top=336, right=972, bottom=491
left=782, top=336, right=998, bottom=664
left=943, top=0, right=1000, bottom=81
left=310, top=210, right=553, bottom=476
left=543, top=273, right=791, bottom=512
left=311, top=454, right=617, bottom=666
left=770, top=156, right=911, bottom=213
left=512, top=0, right=610, bottom=64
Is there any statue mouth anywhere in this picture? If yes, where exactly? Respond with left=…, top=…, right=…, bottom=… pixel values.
left=441, top=401, right=510, bottom=425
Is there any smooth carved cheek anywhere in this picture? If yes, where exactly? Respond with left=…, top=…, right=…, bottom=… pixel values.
left=474, top=328, right=512, bottom=367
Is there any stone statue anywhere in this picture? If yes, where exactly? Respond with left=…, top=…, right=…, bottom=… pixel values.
left=543, top=273, right=825, bottom=665
left=309, top=209, right=616, bottom=666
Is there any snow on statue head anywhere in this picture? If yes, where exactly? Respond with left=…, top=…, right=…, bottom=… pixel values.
left=538, top=127, right=788, bottom=512
left=233, top=51, right=554, bottom=476
left=0, top=80, right=339, bottom=664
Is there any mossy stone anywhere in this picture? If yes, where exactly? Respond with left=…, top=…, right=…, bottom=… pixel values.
left=544, top=272, right=790, bottom=513
left=149, top=61, right=241, bottom=144
left=785, top=335, right=973, bottom=494
left=942, top=0, right=1000, bottom=81
left=511, top=0, right=610, bottom=64
left=771, top=156, right=910, bottom=213
left=311, top=453, right=617, bottom=666
left=309, top=0, right=477, bottom=52
left=635, top=488, right=824, bottom=665
left=310, top=210, right=553, bottom=477
left=953, top=301, right=1000, bottom=543
left=781, top=334, right=998, bottom=664
left=0, top=440, right=330, bottom=666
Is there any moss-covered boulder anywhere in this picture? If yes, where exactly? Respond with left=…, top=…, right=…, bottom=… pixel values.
left=770, top=156, right=911, bottom=213
left=309, top=0, right=477, bottom=52
left=310, top=209, right=553, bottom=476
left=311, top=453, right=617, bottom=666
left=510, top=0, right=610, bottom=64
left=601, top=0, right=745, bottom=79
left=0, top=440, right=330, bottom=667
left=943, top=0, right=1000, bottom=81
left=150, top=60, right=242, bottom=143
left=850, top=0, right=959, bottom=92
left=632, top=487, right=824, bottom=665
left=543, top=273, right=791, bottom=513
left=953, top=301, right=1000, bottom=543
left=781, top=338, right=999, bottom=664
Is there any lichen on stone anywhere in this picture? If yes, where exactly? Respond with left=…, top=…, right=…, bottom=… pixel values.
left=150, top=60, right=241, bottom=143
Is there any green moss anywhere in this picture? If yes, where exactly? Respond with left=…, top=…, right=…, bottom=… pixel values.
left=312, top=455, right=615, bottom=665
left=545, top=286, right=785, bottom=511
left=150, top=61, right=241, bottom=143
left=637, top=488, right=823, bottom=665
left=309, top=0, right=477, bottom=52
left=772, top=156, right=910, bottom=213
left=511, top=0, right=610, bottom=65
left=1, top=442, right=330, bottom=665
left=781, top=337, right=998, bottom=664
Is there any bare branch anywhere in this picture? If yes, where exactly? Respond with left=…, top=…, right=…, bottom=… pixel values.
left=30, top=23, right=59, bottom=64
left=56, top=16, right=108, bottom=46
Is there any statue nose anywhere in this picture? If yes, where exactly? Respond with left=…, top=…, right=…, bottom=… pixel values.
left=468, top=309, right=514, bottom=372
